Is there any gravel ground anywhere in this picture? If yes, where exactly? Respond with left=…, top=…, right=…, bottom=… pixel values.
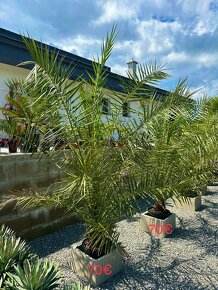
left=29, top=184, right=218, bottom=290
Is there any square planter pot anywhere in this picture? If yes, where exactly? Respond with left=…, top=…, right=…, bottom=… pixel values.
left=71, top=242, right=122, bottom=286
left=201, top=185, right=207, bottom=195
left=140, top=212, right=176, bottom=238
left=173, top=196, right=201, bottom=211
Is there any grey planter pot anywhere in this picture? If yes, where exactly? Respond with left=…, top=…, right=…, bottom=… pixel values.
left=71, top=242, right=122, bottom=286
left=173, top=195, right=202, bottom=211
left=140, top=211, right=176, bottom=238
left=201, top=185, right=207, bottom=195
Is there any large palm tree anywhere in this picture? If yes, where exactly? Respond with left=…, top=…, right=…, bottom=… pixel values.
left=4, top=26, right=142, bottom=257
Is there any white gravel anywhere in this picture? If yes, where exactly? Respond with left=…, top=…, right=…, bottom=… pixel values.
left=29, top=184, right=218, bottom=290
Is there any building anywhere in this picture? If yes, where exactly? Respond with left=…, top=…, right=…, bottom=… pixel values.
left=0, top=27, right=168, bottom=138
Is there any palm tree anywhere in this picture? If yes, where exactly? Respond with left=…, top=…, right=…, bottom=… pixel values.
left=6, top=26, right=142, bottom=258
left=132, top=96, right=218, bottom=214
left=180, top=98, right=218, bottom=190
left=6, top=23, right=212, bottom=249
left=121, top=74, right=201, bottom=215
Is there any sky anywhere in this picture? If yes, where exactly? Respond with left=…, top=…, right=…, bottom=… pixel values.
left=0, top=0, right=218, bottom=98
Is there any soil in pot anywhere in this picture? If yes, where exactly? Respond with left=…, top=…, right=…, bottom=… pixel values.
left=146, top=204, right=171, bottom=220
left=184, top=192, right=198, bottom=198
left=79, top=238, right=113, bottom=259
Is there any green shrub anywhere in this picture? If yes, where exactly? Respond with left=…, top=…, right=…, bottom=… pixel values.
left=5, top=259, right=60, bottom=290
left=0, top=225, right=60, bottom=289
left=0, top=225, right=35, bottom=283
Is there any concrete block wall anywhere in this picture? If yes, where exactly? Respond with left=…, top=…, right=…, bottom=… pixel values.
left=0, top=153, right=62, bottom=193
left=0, top=200, right=79, bottom=240
left=0, top=152, right=79, bottom=240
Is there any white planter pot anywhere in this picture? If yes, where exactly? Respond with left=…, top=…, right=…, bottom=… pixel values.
left=71, top=242, right=122, bottom=286
left=140, top=211, right=176, bottom=238
left=173, top=195, right=201, bottom=211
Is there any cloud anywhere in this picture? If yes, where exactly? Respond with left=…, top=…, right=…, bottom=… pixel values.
left=165, top=51, right=218, bottom=67
left=93, top=0, right=142, bottom=25
left=136, top=18, right=181, bottom=54
left=191, top=79, right=218, bottom=100
left=110, top=64, right=127, bottom=77
left=55, top=35, right=102, bottom=59
left=1, top=0, right=218, bottom=97
left=193, top=20, right=216, bottom=36
left=0, top=0, right=57, bottom=40
left=166, top=52, right=190, bottom=63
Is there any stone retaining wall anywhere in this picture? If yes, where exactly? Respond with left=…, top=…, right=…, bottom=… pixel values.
left=0, top=152, right=78, bottom=240
left=0, top=152, right=62, bottom=193
left=0, top=200, right=79, bottom=240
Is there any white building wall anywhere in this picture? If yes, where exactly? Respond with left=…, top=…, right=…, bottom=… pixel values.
left=0, top=63, right=29, bottom=119
left=0, top=63, right=142, bottom=139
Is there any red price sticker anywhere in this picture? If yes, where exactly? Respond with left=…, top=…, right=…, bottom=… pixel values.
left=148, top=223, right=172, bottom=235
left=88, top=263, right=112, bottom=276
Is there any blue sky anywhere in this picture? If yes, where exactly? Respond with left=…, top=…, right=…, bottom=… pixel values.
left=1, top=0, right=218, bottom=98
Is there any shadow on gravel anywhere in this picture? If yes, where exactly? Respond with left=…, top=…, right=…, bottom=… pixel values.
left=29, top=223, right=86, bottom=257
left=196, top=204, right=208, bottom=211
left=97, top=237, right=162, bottom=290
left=168, top=215, right=217, bottom=257
left=203, top=198, right=218, bottom=209
left=137, top=256, right=218, bottom=290
left=96, top=236, right=218, bottom=290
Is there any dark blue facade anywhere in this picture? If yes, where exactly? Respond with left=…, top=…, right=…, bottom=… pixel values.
left=0, top=27, right=167, bottom=96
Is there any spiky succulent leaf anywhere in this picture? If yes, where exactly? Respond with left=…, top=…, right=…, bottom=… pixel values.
left=5, top=259, right=60, bottom=290
left=0, top=225, right=36, bottom=274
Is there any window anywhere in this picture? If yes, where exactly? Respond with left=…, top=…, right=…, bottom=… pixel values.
left=102, top=98, right=110, bottom=115
left=122, top=102, right=130, bottom=117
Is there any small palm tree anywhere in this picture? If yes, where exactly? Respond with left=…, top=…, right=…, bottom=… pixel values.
left=122, top=76, right=200, bottom=213
left=179, top=99, right=218, bottom=191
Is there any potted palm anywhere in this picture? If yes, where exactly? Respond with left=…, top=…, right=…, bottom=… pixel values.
left=1, top=78, right=61, bottom=153
left=173, top=187, right=202, bottom=211
left=8, top=135, right=18, bottom=153
left=128, top=98, right=197, bottom=237
left=117, top=59, right=203, bottom=235
left=172, top=105, right=218, bottom=211
left=11, top=26, right=138, bottom=286
left=137, top=141, right=179, bottom=238
left=0, top=119, right=19, bottom=153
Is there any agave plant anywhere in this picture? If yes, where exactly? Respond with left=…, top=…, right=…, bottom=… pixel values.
left=5, top=259, right=60, bottom=290
left=0, top=225, right=61, bottom=289
left=0, top=225, right=35, bottom=275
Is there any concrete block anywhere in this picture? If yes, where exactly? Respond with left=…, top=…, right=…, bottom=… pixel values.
left=173, top=196, right=202, bottom=211
left=2, top=213, right=31, bottom=233
left=72, top=243, right=122, bottom=286
left=30, top=208, right=50, bottom=227
left=0, top=199, right=17, bottom=216
left=140, top=212, right=176, bottom=238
